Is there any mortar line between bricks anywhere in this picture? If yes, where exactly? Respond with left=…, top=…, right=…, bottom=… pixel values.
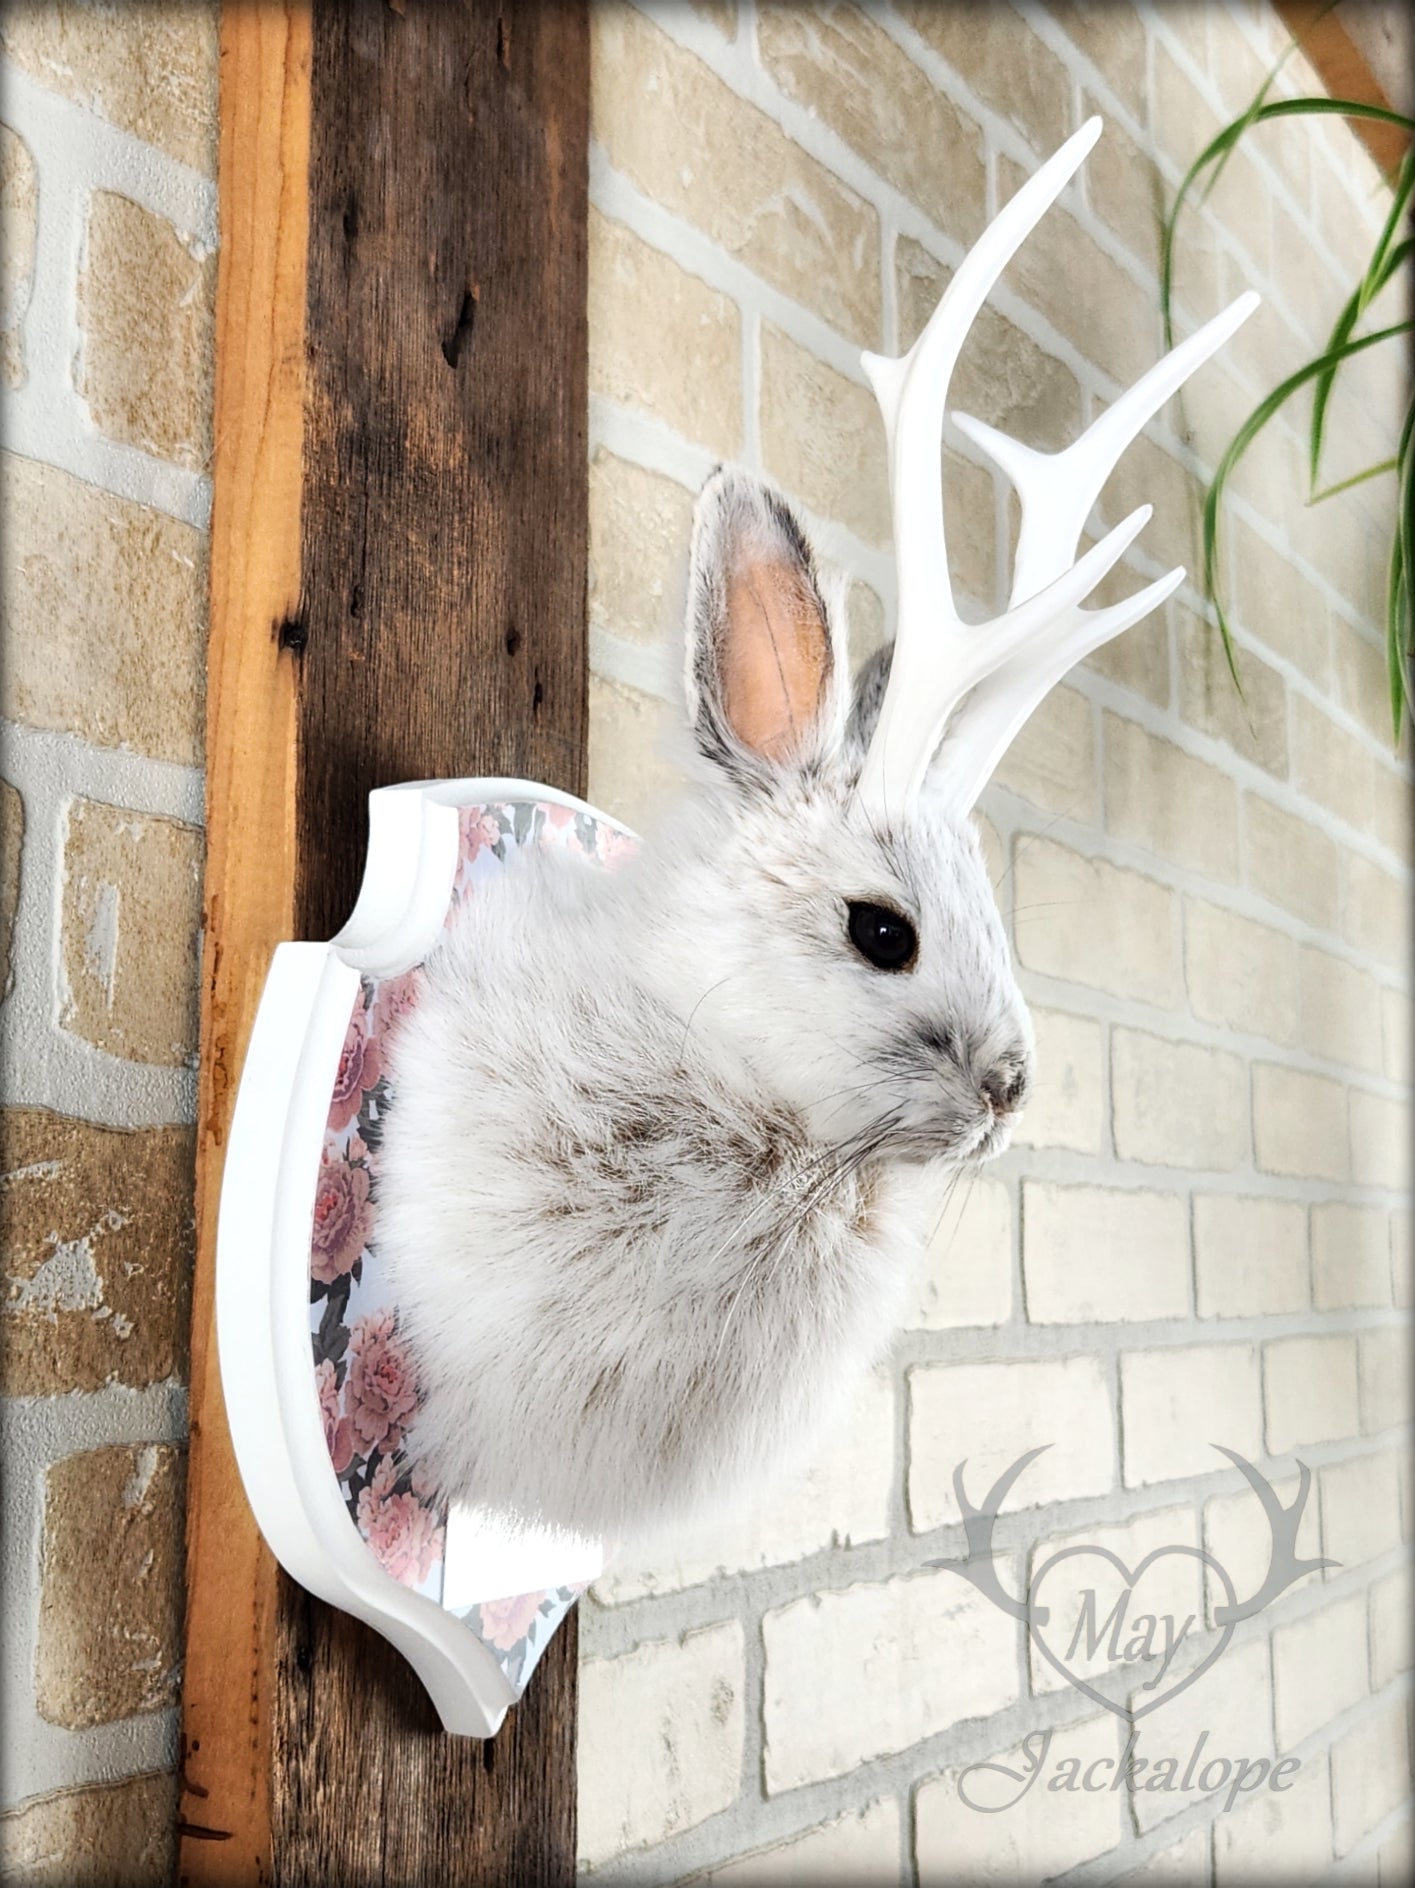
left=0, top=724, right=201, bottom=1127
left=582, top=1448, right=1411, bottom=1666
left=628, top=1, right=1413, bottom=785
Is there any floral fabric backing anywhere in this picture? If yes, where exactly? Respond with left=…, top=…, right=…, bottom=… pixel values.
left=308, top=799, right=634, bottom=1695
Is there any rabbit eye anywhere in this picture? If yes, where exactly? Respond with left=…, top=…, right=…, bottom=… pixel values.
left=846, top=900, right=918, bottom=972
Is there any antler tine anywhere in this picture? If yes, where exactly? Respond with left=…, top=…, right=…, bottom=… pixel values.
left=927, top=566, right=1185, bottom=819
left=954, top=291, right=1260, bottom=608
left=857, top=116, right=1103, bottom=823
left=923, top=292, right=1259, bottom=817
left=926, top=1447, right=1051, bottom=1623
left=1210, top=1446, right=1338, bottom=1626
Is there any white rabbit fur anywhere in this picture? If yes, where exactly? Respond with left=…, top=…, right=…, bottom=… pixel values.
left=377, top=470, right=1033, bottom=1544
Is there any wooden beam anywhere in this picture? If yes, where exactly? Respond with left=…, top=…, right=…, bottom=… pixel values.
left=181, top=0, right=588, bottom=1879
left=1274, top=1, right=1412, bottom=174
left=179, top=5, right=309, bottom=1880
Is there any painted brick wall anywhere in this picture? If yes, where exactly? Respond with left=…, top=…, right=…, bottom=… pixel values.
left=1, top=5, right=1409, bottom=1886
left=0, top=5, right=216, bottom=1877
left=576, top=3, right=1413, bottom=1883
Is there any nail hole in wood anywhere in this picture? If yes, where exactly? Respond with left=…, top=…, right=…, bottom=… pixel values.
left=441, top=287, right=478, bottom=369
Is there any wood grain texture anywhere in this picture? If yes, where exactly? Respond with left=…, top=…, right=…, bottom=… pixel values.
left=178, top=6, right=311, bottom=1884
left=270, top=2, right=589, bottom=1881
left=1275, top=1, right=1412, bottom=172
left=293, top=0, right=590, bottom=944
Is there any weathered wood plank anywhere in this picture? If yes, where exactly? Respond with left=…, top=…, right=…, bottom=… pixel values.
left=178, top=5, right=311, bottom=1883
left=292, top=0, right=590, bottom=942
left=1274, top=2, right=1411, bottom=173
left=271, top=1, right=589, bottom=1880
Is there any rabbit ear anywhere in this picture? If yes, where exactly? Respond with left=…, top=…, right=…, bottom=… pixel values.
left=684, top=470, right=846, bottom=779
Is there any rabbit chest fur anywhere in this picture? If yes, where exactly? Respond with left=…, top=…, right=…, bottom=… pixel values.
left=378, top=827, right=938, bottom=1544
left=376, top=471, right=1034, bottom=1546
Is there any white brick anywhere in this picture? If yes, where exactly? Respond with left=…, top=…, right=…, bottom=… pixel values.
left=1377, top=1818, right=1415, bottom=1888
left=1344, top=850, right=1408, bottom=974
left=1272, top=1590, right=1367, bottom=1751
left=577, top=1621, right=745, bottom=1868
left=1204, top=1470, right=1321, bottom=1629
left=593, top=1370, right=894, bottom=1602
left=1022, top=1180, right=1189, bottom=1323
left=994, top=684, right=1096, bottom=819
left=1012, top=1007, right=1105, bottom=1153
left=759, top=325, right=891, bottom=547
left=1319, top=1450, right=1404, bottom=1572
left=913, top=1174, right=1012, bottom=1329
left=1394, top=1214, right=1413, bottom=1309
left=1185, top=898, right=1299, bottom=1047
left=1359, top=1324, right=1412, bottom=1435
left=1244, top=792, right=1340, bottom=933
left=1300, top=944, right=1385, bottom=1074
left=1025, top=1504, right=1201, bottom=1701
left=915, top=1716, right=1124, bottom=1880
left=1350, top=1087, right=1410, bottom=1192
left=587, top=673, right=683, bottom=830
left=1012, top=837, right=1181, bottom=1009
left=1194, top=1194, right=1309, bottom=1319
left=1265, top=1335, right=1360, bottom=1454
left=761, top=1569, right=1018, bottom=1791
left=1104, top=712, right=1240, bottom=882
left=1382, top=985, right=1412, bottom=1086
left=909, top=1356, right=1113, bottom=1531
left=1370, top=1566, right=1413, bottom=1689
left=1128, top=1638, right=1272, bottom=1835
left=1253, top=1064, right=1349, bottom=1182
left=592, top=7, right=879, bottom=345
left=589, top=449, right=693, bottom=648
left=1312, top=1202, right=1392, bottom=1311
left=1132, top=1826, right=1211, bottom=1882
left=1213, top=1751, right=1333, bottom=1885
left=1331, top=1697, right=1410, bottom=1856
left=1111, top=1029, right=1248, bottom=1172
left=685, top=1798, right=900, bottom=1885
left=588, top=209, right=741, bottom=456
left=1120, top=1345, right=1262, bottom=1488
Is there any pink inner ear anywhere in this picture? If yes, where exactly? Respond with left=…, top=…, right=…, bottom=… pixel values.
left=722, top=561, right=831, bottom=761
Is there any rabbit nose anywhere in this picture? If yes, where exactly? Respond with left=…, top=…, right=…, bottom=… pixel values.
left=980, top=1064, right=1030, bottom=1116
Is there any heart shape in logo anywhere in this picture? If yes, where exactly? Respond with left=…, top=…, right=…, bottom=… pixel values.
left=1027, top=1544, right=1236, bottom=1720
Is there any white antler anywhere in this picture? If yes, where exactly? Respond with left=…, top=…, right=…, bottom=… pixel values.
left=856, top=117, right=1258, bottom=824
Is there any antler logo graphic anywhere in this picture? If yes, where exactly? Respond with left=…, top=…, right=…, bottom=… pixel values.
left=930, top=1445, right=1335, bottom=1719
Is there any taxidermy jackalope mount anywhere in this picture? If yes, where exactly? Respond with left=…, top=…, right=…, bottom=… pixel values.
left=376, top=117, right=1258, bottom=1548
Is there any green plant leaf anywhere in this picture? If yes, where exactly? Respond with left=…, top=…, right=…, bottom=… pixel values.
left=1309, top=178, right=1413, bottom=490
left=1161, top=99, right=1415, bottom=350
left=1200, top=322, right=1414, bottom=682
left=1393, top=400, right=1415, bottom=735
left=1308, top=459, right=1400, bottom=506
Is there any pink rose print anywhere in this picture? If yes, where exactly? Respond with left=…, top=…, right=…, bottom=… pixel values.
left=477, top=1590, right=545, bottom=1652
left=545, top=802, right=575, bottom=830
left=315, top=1359, right=357, bottom=1474
left=599, top=827, right=637, bottom=868
left=345, top=1308, right=419, bottom=1454
left=373, top=968, right=421, bottom=1035
left=460, top=808, right=501, bottom=861
left=357, top=1458, right=445, bottom=1587
left=329, top=1001, right=382, bottom=1131
left=311, top=1143, right=372, bottom=1286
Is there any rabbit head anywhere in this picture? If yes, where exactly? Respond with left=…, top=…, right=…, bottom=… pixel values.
left=619, top=126, right=1258, bottom=1168
left=628, top=468, right=1033, bottom=1169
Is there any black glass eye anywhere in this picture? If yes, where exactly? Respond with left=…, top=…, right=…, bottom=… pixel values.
left=846, top=900, right=918, bottom=972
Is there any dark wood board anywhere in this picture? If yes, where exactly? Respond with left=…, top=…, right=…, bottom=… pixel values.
left=272, top=3, right=587, bottom=1882
left=292, top=0, right=589, bottom=945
